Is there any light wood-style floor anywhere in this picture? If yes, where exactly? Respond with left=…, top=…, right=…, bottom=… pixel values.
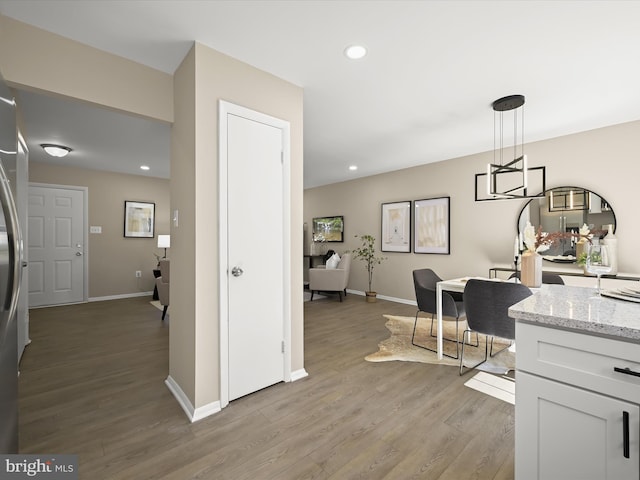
left=19, top=294, right=514, bottom=479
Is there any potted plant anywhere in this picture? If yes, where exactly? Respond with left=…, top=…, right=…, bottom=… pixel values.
left=352, top=234, right=386, bottom=302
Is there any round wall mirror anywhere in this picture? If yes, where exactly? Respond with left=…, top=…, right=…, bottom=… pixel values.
left=517, top=186, right=616, bottom=260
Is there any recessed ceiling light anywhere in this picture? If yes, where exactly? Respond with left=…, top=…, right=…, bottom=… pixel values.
left=349, top=165, right=358, bottom=171
left=41, top=144, right=72, bottom=157
left=344, top=45, right=367, bottom=60
left=140, top=165, right=150, bottom=171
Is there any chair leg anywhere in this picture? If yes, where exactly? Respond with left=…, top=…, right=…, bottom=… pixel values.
left=459, top=331, right=489, bottom=376
left=338, top=291, right=343, bottom=302
left=310, top=291, right=314, bottom=301
left=429, top=314, right=474, bottom=347
left=413, top=312, right=460, bottom=359
left=411, top=311, right=421, bottom=346
left=454, top=317, right=459, bottom=359
left=437, top=317, right=478, bottom=348
left=489, top=337, right=513, bottom=357
left=162, top=305, right=168, bottom=320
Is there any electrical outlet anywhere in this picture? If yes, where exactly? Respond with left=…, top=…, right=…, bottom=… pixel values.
left=135, top=270, right=142, bottom=278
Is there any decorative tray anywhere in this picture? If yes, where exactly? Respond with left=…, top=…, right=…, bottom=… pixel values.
left=601, top=288, right=640, bottom=303
left=542, top=255, right=576, bottom=263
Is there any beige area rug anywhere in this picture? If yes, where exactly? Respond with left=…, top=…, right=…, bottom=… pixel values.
left=365, top=315, right=515, bottom=374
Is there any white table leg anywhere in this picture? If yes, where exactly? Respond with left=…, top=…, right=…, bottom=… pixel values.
left=436, top=282, right=443, bottom=360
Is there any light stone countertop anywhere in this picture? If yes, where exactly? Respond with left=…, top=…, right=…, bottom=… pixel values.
left=509, top=284, right=640, bottom=342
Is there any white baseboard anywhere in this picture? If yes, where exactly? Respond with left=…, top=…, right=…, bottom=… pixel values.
left=165, top=375, right=221, bottom=423
left=192, top=400, right=222, bottom=422
left=377, top=294, right=416, bottom=306
left=346, top=289, right=416, bottom=306
left=346, top=288, right=364, bottom=296
left=89, top=291, right=153, bottom=302
left=290, top=368, right=309, bottom=381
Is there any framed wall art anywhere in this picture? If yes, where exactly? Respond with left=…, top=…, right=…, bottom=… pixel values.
left=124, top=201, right=155, bottom=238
left=414, top=196, right=450, bottom=254
left=312, top=215, right=344, bottom=242
left=381, top=201, right=411, bottom=252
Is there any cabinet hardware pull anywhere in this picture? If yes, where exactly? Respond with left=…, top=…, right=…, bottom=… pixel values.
left=623, top=411, right=630, bottom=459
left=614, top=366, right=640, bottom=378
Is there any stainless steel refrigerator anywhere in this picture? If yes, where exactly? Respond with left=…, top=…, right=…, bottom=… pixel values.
left=0, top=72, right=24, bottom=454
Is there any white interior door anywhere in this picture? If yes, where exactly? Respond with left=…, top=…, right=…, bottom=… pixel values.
left=28, top=184, right=87, bottom=307
left=220, top=101, right=291, bottom=403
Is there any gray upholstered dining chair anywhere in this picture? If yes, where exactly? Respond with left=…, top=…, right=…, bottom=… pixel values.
left=509, top=271, right=565, bottom=285
left=412, top=268, right=470, bottom=359
left=156, top=259, right=170, bottom=320
left=460, top=279, right=532, bottom=375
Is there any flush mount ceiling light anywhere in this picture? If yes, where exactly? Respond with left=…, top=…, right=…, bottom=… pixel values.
left=41, top=144, right=72, bottom=158
left=348, top=165, right=358, bottom=171
left=140, top=165, right=150, bottom=171
left=474, top=94, right=545, bottom=201
left=344, top=45, right=367, bottom=60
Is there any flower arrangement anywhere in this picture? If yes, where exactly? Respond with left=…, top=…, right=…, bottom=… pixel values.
left=523, top=222, right=593, bottom=253
left=523, top=221, right=604, bottom=256
left=522, top=221, right=571, bottom=254
left=578, top=223, right=591, bottom=239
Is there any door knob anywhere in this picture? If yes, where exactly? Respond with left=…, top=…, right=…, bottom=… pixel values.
left=76, top=252, right=83, bottom=256
left=231, top=266, right=244, bottom=277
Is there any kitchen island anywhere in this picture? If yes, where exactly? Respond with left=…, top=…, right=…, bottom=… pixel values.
left=509, top=284, right=640, bottom=480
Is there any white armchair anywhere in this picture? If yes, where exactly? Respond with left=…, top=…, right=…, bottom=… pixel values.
left=308, top=253, right=351, bottom=302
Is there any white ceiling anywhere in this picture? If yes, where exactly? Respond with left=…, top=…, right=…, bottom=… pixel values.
left=2, top=1, right=640, bottom=188
left=16, top=90, right=171, bottom=178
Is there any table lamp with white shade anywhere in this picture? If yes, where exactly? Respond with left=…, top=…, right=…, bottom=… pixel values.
left=157, top=234, right=170, bottom=258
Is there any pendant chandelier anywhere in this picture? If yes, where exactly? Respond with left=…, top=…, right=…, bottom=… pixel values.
left=475, top=94, right=545, bottom=201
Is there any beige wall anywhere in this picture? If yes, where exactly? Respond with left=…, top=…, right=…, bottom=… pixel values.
left=1, top=15, right=304, bottom=418
left=29, top=162, right=170, bottom=298
left=0, top=15, right=172, bottom=123
left=169, top=47, right=197, bottom=404
left=305, top=120, right=640, bottom=301
left=170, top=43, right=304, bottom=409
left=0, top=13, right=173, bottom=298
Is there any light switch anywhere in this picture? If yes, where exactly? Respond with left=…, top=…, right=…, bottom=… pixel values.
left=173, top=209, right=179, bottom=227
left=90, top=226, right=102, bottom=234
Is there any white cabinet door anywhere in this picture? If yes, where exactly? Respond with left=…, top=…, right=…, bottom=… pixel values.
left=516, top=371, right=639, bottom=480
